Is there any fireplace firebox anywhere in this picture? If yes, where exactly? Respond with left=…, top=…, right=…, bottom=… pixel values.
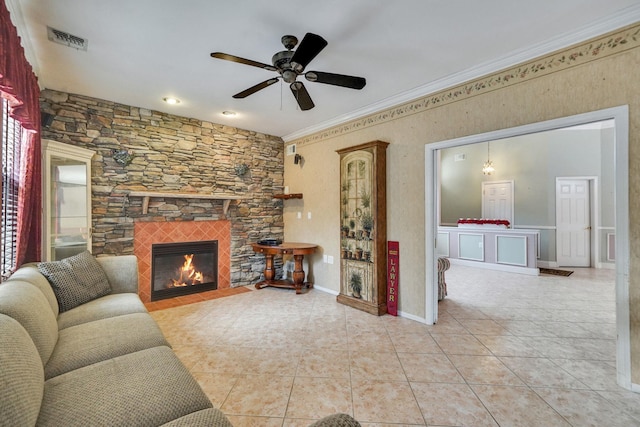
left=151, top=240, right=218, bottom=301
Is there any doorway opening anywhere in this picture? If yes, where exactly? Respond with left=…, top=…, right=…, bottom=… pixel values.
left=425, top=105, right=631, bottom=390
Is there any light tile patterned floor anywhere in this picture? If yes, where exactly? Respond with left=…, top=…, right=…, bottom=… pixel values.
left=150, top=265, right=640, bottom=426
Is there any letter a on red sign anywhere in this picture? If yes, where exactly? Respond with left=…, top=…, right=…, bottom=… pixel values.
left=387, top=241, right=399, bottom=316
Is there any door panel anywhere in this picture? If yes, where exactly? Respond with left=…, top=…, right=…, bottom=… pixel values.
left=482, top=181, right=513, bottom=224
left=556, top=179, right=590, bottom=267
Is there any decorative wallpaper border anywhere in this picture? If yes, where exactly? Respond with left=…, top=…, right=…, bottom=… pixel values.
left=290, top=22, right=640, bottom=147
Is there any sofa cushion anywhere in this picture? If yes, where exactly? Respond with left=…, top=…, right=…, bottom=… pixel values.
left=96, top=255, right=139, bottom=294
left=160, top=408, right=233, bottom=427
left=7, top=264, right=60, bottom=317
left=0, top=314, right=45, bottom=427
left=57, top=292, right=149, bottom=330
left=0, top=281, right=58, bottom=365
left=38, top=251, right=112, bottom=312
left=38, top=346, right=213, bottom=427
left=45, top=312, right=170, bottom=379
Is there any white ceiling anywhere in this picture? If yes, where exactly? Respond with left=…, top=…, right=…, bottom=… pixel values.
left=8, top=0, right=640, bottom=140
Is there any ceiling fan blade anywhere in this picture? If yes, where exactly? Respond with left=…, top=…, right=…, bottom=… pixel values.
left=305, top=71, right=366, bottom=90
left=233, top=78, right=279, bottom=99
left=290, top=81, right=315, bottom=110
left=211, top=52, right=277, bottom=72
left=290, top=33, right=327, bottom=72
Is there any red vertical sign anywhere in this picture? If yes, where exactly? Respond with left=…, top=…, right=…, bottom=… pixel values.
left=387, top=241, right=399, bottom=316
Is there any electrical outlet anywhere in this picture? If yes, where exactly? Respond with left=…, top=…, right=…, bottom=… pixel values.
left=307, top=211, right=312, bottom=219
left=323, top=255, right=328, bottom=263
left=297, top=212, right=302, bottom=219
left=328, top=255, right=334, bottom=264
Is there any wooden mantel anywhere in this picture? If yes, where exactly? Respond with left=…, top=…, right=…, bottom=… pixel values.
left=128, top=191, right=243, bottom=217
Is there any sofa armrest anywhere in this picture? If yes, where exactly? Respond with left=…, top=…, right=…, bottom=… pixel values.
left=96, top=255, right=139, bottom=294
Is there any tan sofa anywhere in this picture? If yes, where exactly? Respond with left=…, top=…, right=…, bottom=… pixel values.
left=0, top=254, right=234, bottom=426
left=0, top=254, right=360, bottom=427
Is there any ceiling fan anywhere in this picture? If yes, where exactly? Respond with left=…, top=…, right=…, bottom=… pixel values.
left=211, top=33, right=366, bottom=111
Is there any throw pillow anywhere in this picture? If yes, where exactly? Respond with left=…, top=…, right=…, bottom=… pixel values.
left=38, top=251, right=111, bottom=313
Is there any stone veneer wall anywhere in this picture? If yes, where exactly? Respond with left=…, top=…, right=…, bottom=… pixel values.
left=40, top=89, right=284, bottom=286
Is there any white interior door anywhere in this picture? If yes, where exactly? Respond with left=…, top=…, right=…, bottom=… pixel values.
left=556, top=179, right=591, bottom=267
left=482, top=180, right=514, bottom=224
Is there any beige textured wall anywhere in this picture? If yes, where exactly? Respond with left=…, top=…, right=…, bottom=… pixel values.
left=285, top=25, right=640, bottom=384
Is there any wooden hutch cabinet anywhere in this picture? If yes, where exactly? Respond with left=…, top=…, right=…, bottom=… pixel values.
left=336, top=140, right=389, bottom=315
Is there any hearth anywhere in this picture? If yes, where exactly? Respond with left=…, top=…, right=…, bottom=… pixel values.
left=151, top=240, right=218, bottom=301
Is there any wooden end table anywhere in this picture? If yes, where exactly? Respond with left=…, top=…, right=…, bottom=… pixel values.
left=251, top=242, right=318, bottom=294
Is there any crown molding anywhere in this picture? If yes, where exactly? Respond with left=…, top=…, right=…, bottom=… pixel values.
left=5, top=0, right=41, bottom=80
left=283, top=5, right=640, bottom=143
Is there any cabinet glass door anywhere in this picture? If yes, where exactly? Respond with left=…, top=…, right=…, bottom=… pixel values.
left=49, top=156, right=89, bottom=261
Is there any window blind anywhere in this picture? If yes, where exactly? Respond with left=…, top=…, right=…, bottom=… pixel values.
left=1, top=98, right=23, bottom=280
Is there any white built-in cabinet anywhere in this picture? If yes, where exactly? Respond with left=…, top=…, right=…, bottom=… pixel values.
left=42, top=140, right=94, bottom=261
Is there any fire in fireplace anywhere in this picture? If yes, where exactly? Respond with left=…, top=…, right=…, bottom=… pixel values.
left=151, top=240, right=218, bottom=301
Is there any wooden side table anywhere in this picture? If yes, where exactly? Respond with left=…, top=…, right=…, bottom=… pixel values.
left=251, top=242, right=318, bottom=294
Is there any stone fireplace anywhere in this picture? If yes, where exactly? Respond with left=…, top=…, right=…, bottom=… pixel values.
left=40, top=89, right=284, bottom=290
left=134, top=221, right=231, bottom=303
left=151, top=240, right=218, bottom=301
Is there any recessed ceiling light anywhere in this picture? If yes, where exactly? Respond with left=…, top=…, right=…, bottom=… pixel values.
left=222, top=111, right=236, bottom=116
left=163, top=97, right=180, bottom=105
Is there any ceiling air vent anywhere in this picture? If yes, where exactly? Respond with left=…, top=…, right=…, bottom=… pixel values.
left=47, top=26, right=88, bottom=51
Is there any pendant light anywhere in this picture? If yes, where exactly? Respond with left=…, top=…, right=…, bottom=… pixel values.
left=482, top=141, right=495, bottom=175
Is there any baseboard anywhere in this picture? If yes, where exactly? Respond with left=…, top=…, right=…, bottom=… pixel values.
left=597, top=262, right=616, bottom=270
left=537, top=261, right=616, bottom=270
left=312, top=285, right=339, bottom=296
left=536, top=260, right=559, bottom=268
left=449, top=258, right=539, bottom=276
left=314, top=286, right=432, bottom=324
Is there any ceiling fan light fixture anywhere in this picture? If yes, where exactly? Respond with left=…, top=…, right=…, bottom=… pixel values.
left=282, top=70, right=297, bottom=83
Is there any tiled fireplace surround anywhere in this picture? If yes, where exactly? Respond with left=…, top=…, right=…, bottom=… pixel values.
left=133, top=220, right=241, bottom=310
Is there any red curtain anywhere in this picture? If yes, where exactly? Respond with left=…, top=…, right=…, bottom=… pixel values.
left=0, top=0, right=41, bottom=266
